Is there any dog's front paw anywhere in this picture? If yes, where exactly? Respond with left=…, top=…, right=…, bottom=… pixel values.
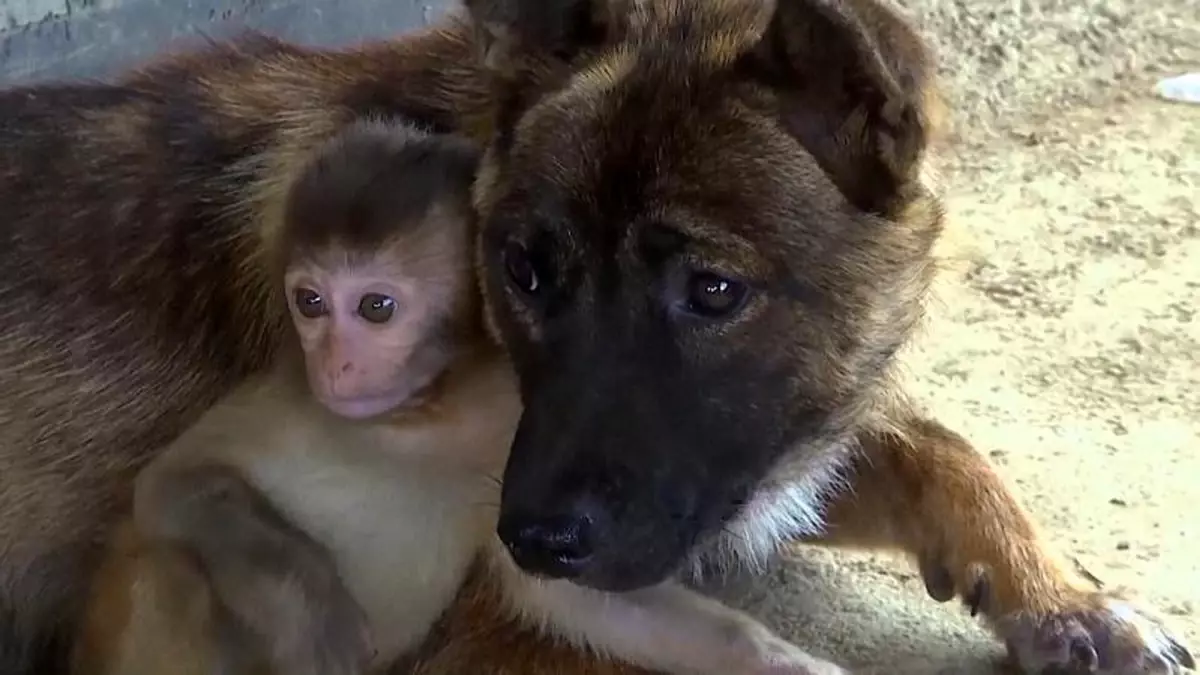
left=997, top=592, right=1194, bottom=674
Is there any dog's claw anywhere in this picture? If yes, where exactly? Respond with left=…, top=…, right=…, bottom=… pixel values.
left=965, top=565, right=990, bottom=617
left=1069, top=637, right=1099, bottom=670
left=919, top=554, right=956, bottom=603
left=1169, top=637, right=1195, bottom=670
left=998, top=593, right=1194, bottom=674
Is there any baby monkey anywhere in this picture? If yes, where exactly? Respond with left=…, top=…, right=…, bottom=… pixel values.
left=74, top=119, right=506, bottom=675
left=282, top=125, right=478, bottom=421
left=74, top=119, right=834, bottom=675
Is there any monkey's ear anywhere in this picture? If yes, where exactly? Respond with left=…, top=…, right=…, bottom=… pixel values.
left=743, top=0, right=939, bottom=217
left=462, top=0, right=618, bottom=73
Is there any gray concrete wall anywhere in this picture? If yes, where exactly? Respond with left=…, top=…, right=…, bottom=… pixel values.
left=1, top=0, right=453, bottom=85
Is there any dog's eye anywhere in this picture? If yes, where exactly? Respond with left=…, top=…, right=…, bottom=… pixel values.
left=503, top=241, right=540, bottom=295
left=684, top=272, right=749, bottom=319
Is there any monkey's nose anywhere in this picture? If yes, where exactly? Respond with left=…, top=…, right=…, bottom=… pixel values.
left=497, top=506, right=597, bottom=580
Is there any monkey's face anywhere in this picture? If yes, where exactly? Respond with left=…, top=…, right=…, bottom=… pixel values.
left=284, top=253, right=462, bottom=420
left=472, top=0, right=944, bottom=591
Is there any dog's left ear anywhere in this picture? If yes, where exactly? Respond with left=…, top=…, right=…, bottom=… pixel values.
left=463, top=0, right=620, bottom=73
left=741, top=0, right=938, bottom=216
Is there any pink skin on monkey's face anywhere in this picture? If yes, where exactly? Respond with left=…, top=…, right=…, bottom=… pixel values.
left=284, top=262, right=449, bottom=420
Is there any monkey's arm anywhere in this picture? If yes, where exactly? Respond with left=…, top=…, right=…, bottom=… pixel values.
left=133, top=458, right=374, bottom=675
left=802, top=417, right=1194, bottom=674
left=484, top=542, right=845, bottom=675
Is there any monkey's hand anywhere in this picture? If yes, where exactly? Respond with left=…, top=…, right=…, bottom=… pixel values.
left=204, top=540, right=376, bottom=675
left=921, top=558, right=1194, bottom=674
left=217, top=550, right=377, bottom=675
left=135, top=463, right=376, bottom=675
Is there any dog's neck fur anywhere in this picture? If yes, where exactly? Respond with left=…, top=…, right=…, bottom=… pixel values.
left=683, top=435, right=856, bottom=584
left=683, top=354, right=929, bottom=583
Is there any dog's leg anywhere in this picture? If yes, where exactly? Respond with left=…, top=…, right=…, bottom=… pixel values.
left=805, top=417, right=1193, bottom=674
left=403, top=559, right=656, bottom=675
left=476, top=546, right=848, bottom=675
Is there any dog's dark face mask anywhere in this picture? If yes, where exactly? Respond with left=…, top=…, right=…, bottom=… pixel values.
left=470, top=0, right=943, bottom=592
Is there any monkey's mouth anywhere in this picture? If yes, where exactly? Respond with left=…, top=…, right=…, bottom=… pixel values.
left=320, top=371, right=446, bottom=420
left=320, top=389, right=421, bottom=420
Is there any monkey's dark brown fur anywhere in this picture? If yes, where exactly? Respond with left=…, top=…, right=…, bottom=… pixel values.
left=0, top=20, right=494, bottom=674
left=281, top=120, right=482, bottom=259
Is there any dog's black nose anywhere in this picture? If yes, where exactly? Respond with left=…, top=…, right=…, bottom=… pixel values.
left=497, top=506, right=597, bottom=579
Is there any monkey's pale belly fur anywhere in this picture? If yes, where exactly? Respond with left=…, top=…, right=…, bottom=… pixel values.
left=197, top=363, right=521, bottom=666
left=248, top=450, right=494, bottom=663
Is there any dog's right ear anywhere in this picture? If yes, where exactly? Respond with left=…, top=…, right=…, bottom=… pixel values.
left=738, top=0, right=939, bottom=217
left=463, top=0, right=620, bottom=73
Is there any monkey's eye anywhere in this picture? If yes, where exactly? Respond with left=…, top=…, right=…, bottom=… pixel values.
left=293, top=288, right=327, bottom=319
left=683, top=271, right=750, bottom=319
left=357, top=293, right=397, bottom=324
left=502, top=241, right=540, bottom=296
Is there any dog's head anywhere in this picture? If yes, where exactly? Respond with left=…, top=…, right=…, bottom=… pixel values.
left=467, top=0, right=946, bottom=591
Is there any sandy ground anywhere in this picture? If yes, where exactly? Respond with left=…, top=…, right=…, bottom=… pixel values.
left=719, top=0, right=1200, bottom=672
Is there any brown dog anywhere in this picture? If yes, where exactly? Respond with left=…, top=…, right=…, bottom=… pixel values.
left=452, top=0, right=1193, bottom=673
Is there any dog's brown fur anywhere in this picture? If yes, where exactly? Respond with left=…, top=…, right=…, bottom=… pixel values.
left=1, top=0, right=1193, bottom=674
left=400, top=560, right=658, bottom=675
left=0, top=18, right=497, bottom=674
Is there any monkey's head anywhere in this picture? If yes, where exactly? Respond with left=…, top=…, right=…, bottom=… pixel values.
left=468, top=0, right=947, bottom=591
left=280, top=119, right=482, bottom=420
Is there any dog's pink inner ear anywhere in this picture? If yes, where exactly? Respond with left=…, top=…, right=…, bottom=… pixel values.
left=742, top=0, right=936, bottom=217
